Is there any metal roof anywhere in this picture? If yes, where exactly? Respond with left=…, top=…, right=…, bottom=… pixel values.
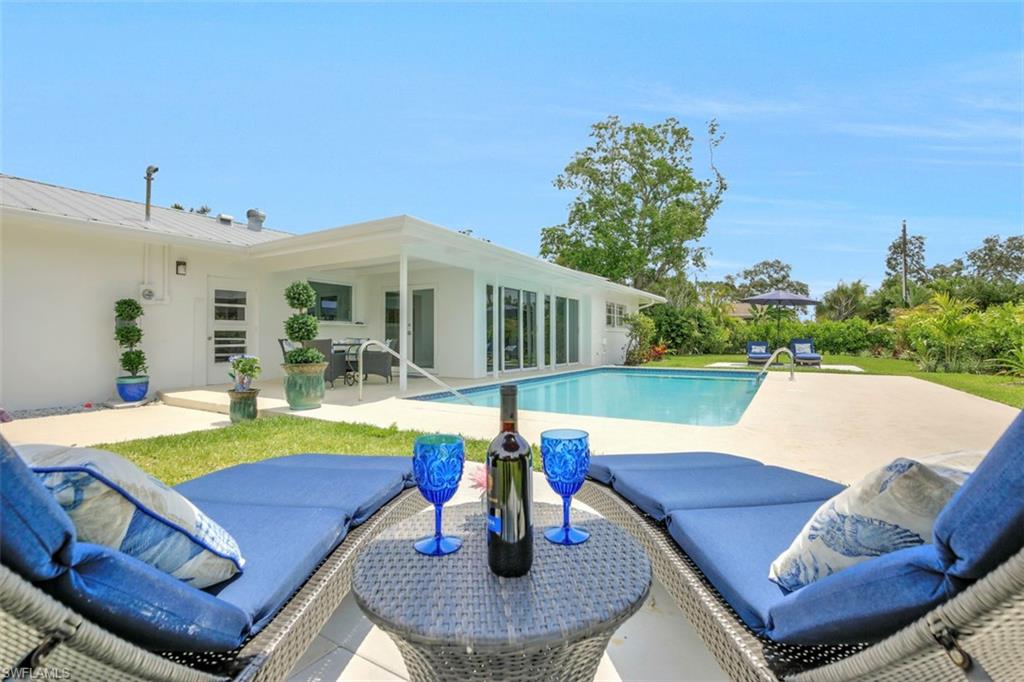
left=0, top=174, right=292, bottom=247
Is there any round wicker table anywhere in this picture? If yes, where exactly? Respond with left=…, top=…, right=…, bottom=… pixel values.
left=352, top=502, right=652, bottom=682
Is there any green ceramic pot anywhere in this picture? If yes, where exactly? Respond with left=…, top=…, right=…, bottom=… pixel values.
left=228, top=388, right=260, bottom=423
left=282, top=362, right=327, bottom=410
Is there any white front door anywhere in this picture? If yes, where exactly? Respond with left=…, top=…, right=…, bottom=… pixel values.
left=207, top=278, right=252, bottom=384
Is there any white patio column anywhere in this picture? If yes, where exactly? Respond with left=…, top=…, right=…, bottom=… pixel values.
left=399, top=251, right=408, bottom=392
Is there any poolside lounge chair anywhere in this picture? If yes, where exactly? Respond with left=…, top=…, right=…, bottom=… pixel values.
left=789, top=338, right=822, bottom=367
left=580, top=411, right=1024, bottom=681
left=0, top=438, right=428, bottom=681
left=747, top=341, right=772, bottom=366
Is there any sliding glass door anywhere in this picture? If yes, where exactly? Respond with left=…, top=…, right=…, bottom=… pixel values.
left=555, top=297, right=567, bottom=364
left=503, top=288, right=520, bottom=370
left=522, top=291, right=537, bottom=369
left=568, top=298, right=580, bottom=363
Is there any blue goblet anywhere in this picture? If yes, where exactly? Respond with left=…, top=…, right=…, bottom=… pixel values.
left=540, top=429, right=590, bottom=545
left=412, top=434, right=465, bottom=556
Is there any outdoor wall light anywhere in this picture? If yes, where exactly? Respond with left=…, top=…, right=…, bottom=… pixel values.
left=176, top=260, right=188, bottom=276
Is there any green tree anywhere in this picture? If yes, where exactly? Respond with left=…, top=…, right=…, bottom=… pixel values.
left=724, top=259, right=809, bottom=298
left=540, top=116, right=726, bottom=291
left=966, top=235, right=1024, bottom=283
left=885, top=232, right=929, bottom=284
left=818, top=279, right=870, bottom=321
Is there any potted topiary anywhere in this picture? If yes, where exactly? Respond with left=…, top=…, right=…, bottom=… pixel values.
left=227, top=354, right=261, bottom=423
left=282, top=281, right=327, bottom=409
left=114, top=298, right=149, bottom=402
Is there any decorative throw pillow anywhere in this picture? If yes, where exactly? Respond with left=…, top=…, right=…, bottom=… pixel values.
left=750, top=344, right=768, bottom=354
left=768, top=458, right=961, bottom=592
left=793, top=342, right=813, bottom=355
left=20, top=444, right=244, bottom=588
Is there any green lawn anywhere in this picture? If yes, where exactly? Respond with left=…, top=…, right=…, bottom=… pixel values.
left=100, top=416, right=495, bottom=486
left=647, top=354, right=1024, bottom=409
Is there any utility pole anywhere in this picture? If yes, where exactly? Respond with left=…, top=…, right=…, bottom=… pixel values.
left=900, top=219, right=909, bottom=307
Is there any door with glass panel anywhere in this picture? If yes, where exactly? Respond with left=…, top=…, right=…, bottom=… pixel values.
left=207, top=278, right=251, bottom=384
left=385, top=288, right=435, bottom=370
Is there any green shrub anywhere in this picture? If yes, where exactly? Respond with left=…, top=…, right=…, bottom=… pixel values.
left=114, top=298, right=147, bottom=376
left=284, top=281, right=317, bottom=310
left=119, top=349, right=147, bottom=376
left=283, top=281, right=322, bottom=364
left=229, top=355, right=262, bottom=391
left=285, top=347, right=324, bottom=365
left=624, top=313, right=656, bottom=365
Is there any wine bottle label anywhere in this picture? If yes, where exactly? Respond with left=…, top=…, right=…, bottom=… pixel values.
left=487, top=514, right=502, bottom=534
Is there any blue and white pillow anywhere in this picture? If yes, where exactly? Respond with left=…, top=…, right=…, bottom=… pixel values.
left=750, top=344, right=768, bottom=354
left=793, top=342, right=813, bottom=355
left=769, top=458, right=962, bottom=592
left=19, top=444, right=244, bottom=588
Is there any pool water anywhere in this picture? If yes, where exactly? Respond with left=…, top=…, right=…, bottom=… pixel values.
left=416, top=368, right=762, bottom=426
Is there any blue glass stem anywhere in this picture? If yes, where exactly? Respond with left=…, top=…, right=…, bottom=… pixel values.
left=562, top=495, right=571, bottom=531
left=434, top=504, right=443, bottom=543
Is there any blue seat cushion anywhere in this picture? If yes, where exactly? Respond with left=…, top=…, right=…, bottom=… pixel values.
left=44, top=542, right=251, bottom=651
left=748, top=352, right=772, bottom=359
left=587, top=452, right=762, bottom=485
left=177, top=454, right=414, bottom=631
left=613, top=465, right=844, bottom=521
left=795, top=353, right=822, bottom=361
left=0, top=437, right=76, bottom=582
left=934, top=411, right=1024, bottom=581
left=765, top=544, right=960, bottom=644
left=667, top=502, right=824, bottom=631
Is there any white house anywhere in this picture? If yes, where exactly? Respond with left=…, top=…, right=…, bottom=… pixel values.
left=0, top=174, right=664, bottom=410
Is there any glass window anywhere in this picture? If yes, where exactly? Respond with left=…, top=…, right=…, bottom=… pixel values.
left=568, top=298, right=580, bottom=363
left=544, top=295, right=551, bottom=366
left=555, top=297, right=567, bottom=364
left=385, top=291, right=400, bottom=355
left=213, top=330, right=246, bottom=363
left=503, top=288, right=521, bottom=370
left=522, top=291, right=537, bottom=369
left=214, top=289, right=246, bottom=321
left=308, top=281, right=353, bottom=322
left=486, top=285, right=494, bottom=372
left=606, top=302, right=626, bottom=327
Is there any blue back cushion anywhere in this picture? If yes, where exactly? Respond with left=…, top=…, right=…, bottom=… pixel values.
left=766, top=543, right=957, bottom=644
left=934, top=410, right=1024, bottom=581
left=1, top=437, right=251, bottom=652
left=0, top=437, right=75, bottom=581
left=587, top=452, right=761, bottom=485
left=46, top=543, right=250, bottom=652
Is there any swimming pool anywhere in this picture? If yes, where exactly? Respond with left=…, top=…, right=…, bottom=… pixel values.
left=414, top=368, right=762, bottom=426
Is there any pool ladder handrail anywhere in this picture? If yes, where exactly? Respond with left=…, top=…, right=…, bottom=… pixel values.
left=756, top=347, right=796, bottom=382
left=356, top=340, right=473, bottom=404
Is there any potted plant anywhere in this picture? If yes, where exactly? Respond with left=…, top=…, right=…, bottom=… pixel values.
left=227, top=354, right=261, bottom=423
left=114, top=298, right=149, bottom=402
left=282, top=280, right=327, bottom=409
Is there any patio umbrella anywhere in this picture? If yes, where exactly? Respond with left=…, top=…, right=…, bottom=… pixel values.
left=740, top=289, right=821, bottom=349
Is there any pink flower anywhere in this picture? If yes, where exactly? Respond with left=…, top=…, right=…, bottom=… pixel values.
left=468, top=464, right=488, bottom=491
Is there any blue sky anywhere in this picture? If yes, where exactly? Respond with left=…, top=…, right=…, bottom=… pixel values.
left=3, top=2, right=1021, bottom=296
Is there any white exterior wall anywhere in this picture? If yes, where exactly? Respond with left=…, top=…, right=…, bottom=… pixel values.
left=1, top=218, right=255, bottom=410
left=593, top=293, right=636, bottom=365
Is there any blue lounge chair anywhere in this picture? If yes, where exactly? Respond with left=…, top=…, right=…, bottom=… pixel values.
left=789, top=337, right=822, bottom=367
left=0, top=439, right=426, bottom=680
left=581, top=411, right=1024, bottom=680
left=747, top=341, right=772, bottom=366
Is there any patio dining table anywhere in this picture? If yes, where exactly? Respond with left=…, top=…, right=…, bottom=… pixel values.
left=352, top=502, right=651, bottom=682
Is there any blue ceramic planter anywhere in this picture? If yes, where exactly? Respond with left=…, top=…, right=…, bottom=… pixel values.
left=116, top=376, right=149, bottom=402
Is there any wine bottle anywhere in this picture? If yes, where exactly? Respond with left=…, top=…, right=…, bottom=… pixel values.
left=486, top=384, right=533, bottom=577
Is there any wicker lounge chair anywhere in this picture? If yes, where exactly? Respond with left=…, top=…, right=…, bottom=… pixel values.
left=579, top=413, right=1024, bottom=682
left=0, top=442, right=429, bottom=681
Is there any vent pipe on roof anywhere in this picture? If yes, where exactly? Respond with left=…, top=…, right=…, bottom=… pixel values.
left=144, top=165, right=159, bottom=221
left=246, top=208, right=266, bottom=232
